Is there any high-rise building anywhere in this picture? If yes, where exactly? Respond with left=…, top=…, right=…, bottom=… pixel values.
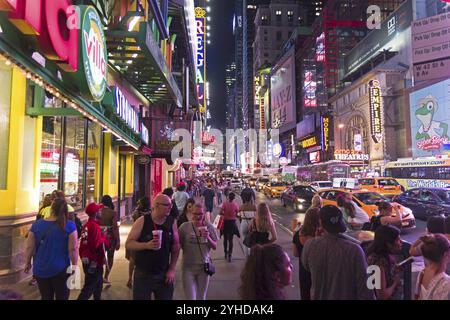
left=233, top=0, right=244, bottom=131
left=225, top=63, right=237, bottom=129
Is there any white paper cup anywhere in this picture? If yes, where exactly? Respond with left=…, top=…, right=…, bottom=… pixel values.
left=198, top=226, right=208, bottom=243
left=152, top=230, right=163, bottom=249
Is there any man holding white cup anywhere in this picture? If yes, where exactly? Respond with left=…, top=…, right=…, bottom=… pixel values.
left=126, top=194, right=180, bottom=300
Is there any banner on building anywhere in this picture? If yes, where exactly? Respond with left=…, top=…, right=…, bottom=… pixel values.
left=409, top=78, right=450, bottom=157
left=412, top=11, right=450, bottom=82
left=271, top=47, right=296, bottom=132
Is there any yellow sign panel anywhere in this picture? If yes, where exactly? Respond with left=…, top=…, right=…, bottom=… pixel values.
left=195, top=7, right=206, bottom=18
left=301, top=136, right=317, bottom=148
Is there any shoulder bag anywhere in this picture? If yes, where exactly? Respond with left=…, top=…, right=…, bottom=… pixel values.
left=191, top=223, right=216, bottom=276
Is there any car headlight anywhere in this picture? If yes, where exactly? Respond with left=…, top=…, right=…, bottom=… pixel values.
left=296, top=198, right=306, bottom=203
left=272, top=189, right=277, bottom=192
left=373, top=209, right=380, bottom=215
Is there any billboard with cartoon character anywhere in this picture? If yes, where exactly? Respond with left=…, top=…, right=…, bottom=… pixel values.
left=409, top=79, right=450, bottom=158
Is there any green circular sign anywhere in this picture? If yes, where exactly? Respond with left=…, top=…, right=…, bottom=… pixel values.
left=78, top=6, right=107, bottom=102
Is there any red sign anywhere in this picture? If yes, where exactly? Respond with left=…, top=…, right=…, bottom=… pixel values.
left=1, top=0, right=78, bottom=72
left=152, top=159, right=162, bottom=198
left=202, top=131, right=215, bottom=144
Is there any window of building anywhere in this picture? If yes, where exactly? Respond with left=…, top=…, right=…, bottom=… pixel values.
left=264, top=30, right=268, bottom=35
left=276, top=31, right=282, bottom=41
left=64, top=117, right=86, bottom=211
left=86, top=121, right=102, bottom=203
left=288, top=10, right=294, bottom=22
left=276, top=11, right=282, bottom=22
left=40, top=116, right=63, bottom=199
left=264, top=53, right=269, bottom=57
left=0, top=61, right=12, bottom=189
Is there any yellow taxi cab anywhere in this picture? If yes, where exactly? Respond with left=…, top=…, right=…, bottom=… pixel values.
left=263, top=181, right=289, bottom=198
left=358, top=177, right=404, bottom=198
left=317, top=188, right=379, bottom=218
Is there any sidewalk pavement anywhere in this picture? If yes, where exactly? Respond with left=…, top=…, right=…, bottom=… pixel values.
left=1, top=205, right=300, bottom=300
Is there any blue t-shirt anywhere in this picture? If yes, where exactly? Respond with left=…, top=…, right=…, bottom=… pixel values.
left=31, top=220, right=77, bottom=278
left=203, top=188, right=215, bottom=209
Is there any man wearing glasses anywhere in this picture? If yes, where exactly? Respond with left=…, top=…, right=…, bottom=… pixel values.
left=126, top=194, right=180, bottom=300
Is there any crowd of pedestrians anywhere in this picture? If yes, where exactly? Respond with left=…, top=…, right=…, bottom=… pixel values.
left=17, top=176, right=450, bottom=301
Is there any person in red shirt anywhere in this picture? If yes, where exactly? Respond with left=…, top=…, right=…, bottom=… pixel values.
left=78, top=203, right=109, bottom=300
left=220, top=192, right=240, bottom=262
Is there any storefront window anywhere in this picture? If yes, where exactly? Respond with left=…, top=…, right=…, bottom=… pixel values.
left=0, top=62, right=12, bottom=189
left=86, top=121, right=102, bottom=203
left=64, top=117, right=86, bottom=210
left=40, top=116, right=62, bottom=200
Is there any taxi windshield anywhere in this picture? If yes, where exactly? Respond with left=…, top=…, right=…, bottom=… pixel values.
left=353, top=192, right=388, bottom=205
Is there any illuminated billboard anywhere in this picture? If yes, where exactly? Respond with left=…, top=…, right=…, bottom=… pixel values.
left=409, top=78, right=450, bottom=158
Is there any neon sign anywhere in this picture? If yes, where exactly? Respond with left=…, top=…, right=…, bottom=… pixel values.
left=304, top=70, right=317, bottom=107
left=334, top=149, right=369, bottom=161
left=114, top=88, right=140, bottom=135
left=369, top=79, right=383, bottom=143
left=195, top=7, right=206, bottom=113
left=321, top=116, right=330, bottom=152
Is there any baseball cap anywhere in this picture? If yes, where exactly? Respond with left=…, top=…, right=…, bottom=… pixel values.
left=85, top=202, right=104, bottom=216
left=319, top=205, right=347, bottom=234
left=178, top=181, right=186, bottom=187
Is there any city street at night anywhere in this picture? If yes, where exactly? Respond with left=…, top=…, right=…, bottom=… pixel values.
left=1, top=0, right=450, bottom=307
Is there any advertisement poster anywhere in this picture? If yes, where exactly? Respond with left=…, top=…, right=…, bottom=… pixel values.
left=409, top=78, right=450, bottom=157
left=271, top=48, right=296, bottom=131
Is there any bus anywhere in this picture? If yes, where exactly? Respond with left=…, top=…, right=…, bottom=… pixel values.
left=385, top=158, right=450, bottom=189
left=297, top=161, right=350, bottom=182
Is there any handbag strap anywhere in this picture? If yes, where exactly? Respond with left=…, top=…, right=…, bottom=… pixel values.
left=191, top=223, right=207, bottom=262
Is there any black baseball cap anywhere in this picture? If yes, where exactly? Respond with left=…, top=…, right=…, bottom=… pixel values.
left=319, top=205, right=347, bottom=234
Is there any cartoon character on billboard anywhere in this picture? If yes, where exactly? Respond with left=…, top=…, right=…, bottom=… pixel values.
left=415, top=95, right=448, bottom=141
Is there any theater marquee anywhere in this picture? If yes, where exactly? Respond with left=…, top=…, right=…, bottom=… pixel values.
left=369, top=79, right=383, bottom=143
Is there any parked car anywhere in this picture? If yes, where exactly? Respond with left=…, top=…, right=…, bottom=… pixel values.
left=263, top=181, right=289, bottom=198
left=392, top=188, right=450, bottom=220
left=256, top=177, right=270, bottom=191
left=310, top=181, right=333, bottom=190
left=317, top=188, right=416, bottom=230
left=281, top=185, right=316, bottom=212
left=358, top=177, right=404, bottom=198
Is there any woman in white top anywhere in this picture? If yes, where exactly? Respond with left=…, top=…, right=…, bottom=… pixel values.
left=415, top=234, right=450, bottom=300
left=238, top=198, right=257, bottom=256
left=337, top=193, right=369, bottom=230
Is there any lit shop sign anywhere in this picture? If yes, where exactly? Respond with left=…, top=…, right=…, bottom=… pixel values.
left=315, top=33, right=325, bottom=62
left=195, top=7, right=206, bottom=114
left=321, top=116, right=330, bottom=152
left=0, top=0, right=78, bottom=71
left=0, top=2, right=107, bottom=101
left=369, top=79, right=383, bottom=143
left=266, top=141, right=273, bottom=161
left=303, top=70, right=317, bottom=108
left=141, top=124, right=149, bottom=145
left=202, top=131, right=216, bottom=144
left=301, top=136, right=318, bottom=149
left=114, top=88, right=140, bottom=135
left=78, top=6, right=107, bottom=101
left=254, top=76, right=261, bottom=105
left=334, top=150, right=369, bottom=161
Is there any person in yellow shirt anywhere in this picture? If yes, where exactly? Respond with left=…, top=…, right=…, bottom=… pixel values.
left=42, top=190, right=75, bottom=219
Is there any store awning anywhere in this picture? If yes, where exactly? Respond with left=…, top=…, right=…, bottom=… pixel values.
left=105, top=19, right=183, bottom=108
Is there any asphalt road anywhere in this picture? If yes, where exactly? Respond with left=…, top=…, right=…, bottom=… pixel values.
left=254, top=190, right=427, bottom=244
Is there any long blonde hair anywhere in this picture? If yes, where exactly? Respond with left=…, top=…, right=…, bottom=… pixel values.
left=255, top=203, right=273, bottom=233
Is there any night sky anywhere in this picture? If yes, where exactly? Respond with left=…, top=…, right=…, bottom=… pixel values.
left=207, top=0, right=235, bottom=131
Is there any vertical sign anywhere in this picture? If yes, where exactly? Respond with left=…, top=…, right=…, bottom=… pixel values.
left=195, top=7, right=206, bottom=113
left=369, top=79, right=383, bottom=143
left=260, top=96, right=265, bottom=129
left=321, top=116, right=330, bottom=152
